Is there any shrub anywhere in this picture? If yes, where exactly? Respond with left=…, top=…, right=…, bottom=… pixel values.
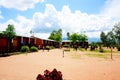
left=36, top=68, right=63, bottom=80
left=63, top=44, right=70, bottom=48
left=30, top=46, right=38, bottom=52
left=20, top=46, right=29, bottom=52
left=117, top=45, right=120, bottom=51
left=49, top=46, right=55, bottom=49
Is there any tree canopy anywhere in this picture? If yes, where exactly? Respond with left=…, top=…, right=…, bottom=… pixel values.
left=69, top=33, right=88, bottom=43
left=112, top=22, right=120, bottom=44
left=100, top=22, right=120, bottom=48
left=1, top=24, right=16, bottom=52
left=3, top=24, right=16, bottom=39
left=48, top=29, right=62, bottom=42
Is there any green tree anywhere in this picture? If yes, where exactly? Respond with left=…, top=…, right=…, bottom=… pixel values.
left=67, top=32, right=70, bottom=40
left=106, top=31, right=116, bottom=47
left=69, top=33, right=88, bottom=43
left=3, top=24, right=16, bottom=52
left=0, top=31, right=4, bottom=37
left=100, top=31, right=107, bottom=46
left=78, top=34, right=88, bottom=42
left=112, top=22, right=120, bottom=44
left=48, top=29, right=62, bottom=42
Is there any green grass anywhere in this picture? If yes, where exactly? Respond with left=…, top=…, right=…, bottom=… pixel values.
left=70, top=51, right=81, bottom=59
left=78, top=48, right=86, bottom=51
left=85, top=53, right=109, bottom=59
left=11, top=51, right=30, bottom=56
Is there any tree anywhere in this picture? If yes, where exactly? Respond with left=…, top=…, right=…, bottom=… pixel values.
left=69, top=33, right=88, bottom=43
left=67, top=32, right=70, bottom=40
left=106, top=31, right=116, bottom=59
left=112, top=22, right=120, bottom=44
left=3, top=24, right=16, bottom=52
left=48, top=29, right=62, bottom=42
left=69, top=33, right=79, bottom=43
left=100, top=31, right=107, bottom=46
left=78, top=34, right=88, bottom=42
left=106, top=31, right=116, bottom=47
left=0, top=32, right=4, bottom=37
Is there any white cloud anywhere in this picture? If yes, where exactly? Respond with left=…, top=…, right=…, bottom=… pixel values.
left=32, top=4, right=60, bottom=33
left=45, top=22, right=52, bottom=28
left=101, top=0, right=120, bottom=19
left=1, top=0, right=120, bottom=39
left=0, top=0, right=44, bottom=11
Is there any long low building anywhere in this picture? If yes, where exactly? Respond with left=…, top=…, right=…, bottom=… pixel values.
left=62, top=40, right=88, bottom=48
left=0, top=36, right=60, bottom=53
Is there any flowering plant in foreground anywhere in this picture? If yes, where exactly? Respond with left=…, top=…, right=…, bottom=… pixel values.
left=36, top=68, right=63, bottom=80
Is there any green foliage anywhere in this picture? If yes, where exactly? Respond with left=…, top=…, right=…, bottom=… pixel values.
left=3, top=24, right=16, bottom=39
left=63, top=44, right=70, bottom=48
left=69, top=33, right=79, bottom=43
left=20, top=46, right=30, bottom=52
left=69, top=33, right=88, bottom=43
left=67, top=32, right=70, bottom=40
left=49, top=46, right=55, bottom=49
left=30, top=46, right=38, bottom=52
left=100, top=32, right=107, bottom=45
left=116, top=45, right=120, bottom=51
left=106, top=31, right=116, bottom=47
left=48, top=29, right=62, bottom=42
left=1, top=24, right=16, bottom=52
left=100, top=31, right=116, bottom=47
left=113, top=22, right=120, bottom=44
left=0, top=32, right=4, bottom=37
left=85, top=53, right=109, bottom=59
left=46, top=45, right=50, bottom=49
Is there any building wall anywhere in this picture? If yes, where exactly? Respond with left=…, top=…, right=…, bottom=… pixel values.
left=35, top=38, right=44, bottom=49
left=0, top=37, right=8, bottom=52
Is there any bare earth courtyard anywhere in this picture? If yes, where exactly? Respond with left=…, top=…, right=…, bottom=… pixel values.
left=0, top=49, right=120, bottom=80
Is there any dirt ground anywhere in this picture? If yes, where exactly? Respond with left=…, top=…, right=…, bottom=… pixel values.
left=0, top=49, right=120, bottom=80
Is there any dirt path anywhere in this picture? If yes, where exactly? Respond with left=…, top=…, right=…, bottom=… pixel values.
left=0, top=49, right=120, bottom=80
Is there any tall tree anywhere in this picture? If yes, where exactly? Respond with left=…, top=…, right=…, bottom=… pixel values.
left=69, top=33, right=88, bottom=43
left=69, top=33, right=79, bottom=43
left=100, top=31, right=107, bottom=46
left=78, top=34, right=88, bottom=42
left=48, top=29, right=62, bottom=42
left=106, top=31, right=116, bottom=47
left=3, top=24, right=16, bottom=52
left=112, top=22, right=120, bottom=44
left=67, top=32, right=70, bottom=40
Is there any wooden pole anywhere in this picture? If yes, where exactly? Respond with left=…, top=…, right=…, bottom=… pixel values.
left=110, top=46, right=113, bottom=60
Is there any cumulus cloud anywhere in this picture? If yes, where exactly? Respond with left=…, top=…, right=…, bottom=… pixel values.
left=32, top=4, right=61, bottom=33
left=0, top=0, right=44, bottom=11
left=1, top=0, right=120, bottom=39
left=0, top=15, right=33, bottom=37
left=101, top=0, right=120, bottom=19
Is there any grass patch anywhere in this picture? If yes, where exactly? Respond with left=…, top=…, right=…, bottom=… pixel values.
left=70, top=51, right=81, bottom=59
left=78, top=48, right=86, bottom=51
left=11, top=52, right=29, bottom=56
left=85, top=53, right=109, bottom=59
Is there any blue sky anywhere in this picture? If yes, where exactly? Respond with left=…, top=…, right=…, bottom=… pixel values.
left=0, top=0, right=120, bottom=39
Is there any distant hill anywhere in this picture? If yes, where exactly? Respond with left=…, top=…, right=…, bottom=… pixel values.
left=62, top=37, right=100, bottom=43
left=88, top=38, right=101, bottom=43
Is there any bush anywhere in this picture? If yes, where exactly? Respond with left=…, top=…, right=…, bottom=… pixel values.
left=63, top=44, right=70, bottom=48
left=49, top=46, right=55, bottom=49
left=117, top=45, right=120, bottom=51
left=20, top=46, right=29, bottom=52
left=30, top=46, right=38, bottom=52
left=36, top=68, right=63, bottom=80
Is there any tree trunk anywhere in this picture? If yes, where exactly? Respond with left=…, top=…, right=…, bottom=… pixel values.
left=110, top=46, right=113, bottom=60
